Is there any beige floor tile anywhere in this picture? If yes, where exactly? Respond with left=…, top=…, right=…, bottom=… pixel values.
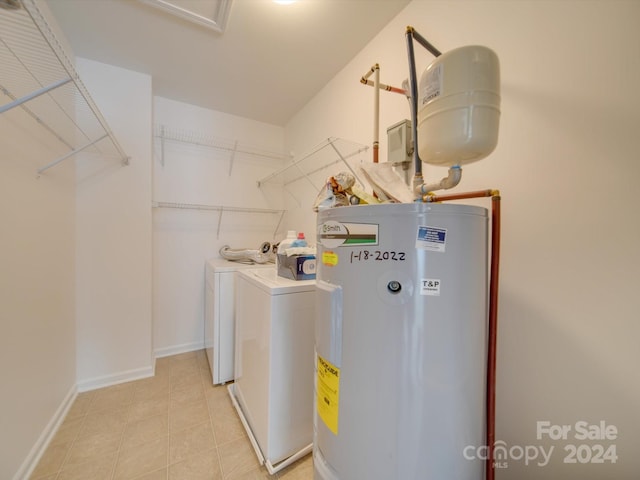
left=135, top=374, right=171, bottom=402
left=205, top=383, right=232, bottom=406
left=170, top=356, right=200, bottom=377
left=35, top=351, right=295, bottom=480
left=136, top=467, right=169, bottom=480
left=200, top=367, right=215, bottom=385
left=170, top=363, right=202, bottom=388
left=171, top=382, right=206, bottom=409
left=56, top=451, right=117, bottom=480
left=155, top=357, right=171, bottom=377
left=29, top=475, right=56, bottom=480
left=170, top=369, right=203, bottom=391
left=169, top=421, right=215, bottom=465
left=172, top=370, right=202, bottom=385
left=168, top=447, right=222, bottom=479
left=217, top=437, right=261, bottom=479
left=30, top=441, right=72, bottom=478
left=65, top=431, right=122, bottom=466
left=226, top=466, right=272, bottom=480
left=197, top=353, right=210, bottom=371
left=64, top=391, right=95, bottom=421
left=129, top=391, right=170, bottom=422
left=276, top=454, right=313, bottom=479
left=121, top=413, right=169, bottom=450
left=169, top=398, right=210, bottom=433
left=79, top=406, right=129, bottom=438
left=113, top=435, right=168, bottom=480
left=211, top=409, right=246, bottom=446
left=50, top=417, right=83, bottom=447
left=207, top=393, right=236, bottom=424
left=89, top=382, right=136, bottom=413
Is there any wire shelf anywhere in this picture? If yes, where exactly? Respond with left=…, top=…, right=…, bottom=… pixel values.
left=152, top=201, right=286, bottom=239
left=257, top=137, right=369, bottom=190
left=0, top=0, right=129, bottom=174
left=154, top=124, right=292, bottom=166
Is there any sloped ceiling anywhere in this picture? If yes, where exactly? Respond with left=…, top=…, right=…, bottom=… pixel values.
left=47, top=0, right=411, bottom=125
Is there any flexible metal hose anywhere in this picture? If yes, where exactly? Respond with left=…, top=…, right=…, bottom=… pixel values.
left=219, top=242, right=274, bottom=264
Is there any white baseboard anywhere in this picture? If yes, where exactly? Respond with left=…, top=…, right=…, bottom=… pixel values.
left=13, top=383, right=77, bottom=480
left=76, top=365, right=155, bottom=393
left=154, top=341, right=204, bottom=359
left=76, top=340, right=205, bottom=392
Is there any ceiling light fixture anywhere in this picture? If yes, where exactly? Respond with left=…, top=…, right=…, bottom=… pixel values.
left=273, top=0, right=297, bottom=5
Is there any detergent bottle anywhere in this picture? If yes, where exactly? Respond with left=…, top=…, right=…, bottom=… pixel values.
left=291, top=232, right=308, bottom=248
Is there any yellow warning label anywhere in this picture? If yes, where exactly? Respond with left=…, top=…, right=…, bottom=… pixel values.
left=317, top=355, right=340, bottom=435
left=322, top=251, right=339, bottom=267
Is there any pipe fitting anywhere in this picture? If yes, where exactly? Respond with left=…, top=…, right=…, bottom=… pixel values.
left=414, top=166, right=462, bottom=196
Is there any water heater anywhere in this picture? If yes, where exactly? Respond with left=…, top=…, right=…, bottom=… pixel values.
left=314, top=203, right=488, bottom=479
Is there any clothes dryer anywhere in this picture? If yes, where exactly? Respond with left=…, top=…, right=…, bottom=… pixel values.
left=204, top=259, right=274, bottom=385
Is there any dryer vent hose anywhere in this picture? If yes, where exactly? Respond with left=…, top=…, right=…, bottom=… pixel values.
left=219, top=242, right=274, bottom=264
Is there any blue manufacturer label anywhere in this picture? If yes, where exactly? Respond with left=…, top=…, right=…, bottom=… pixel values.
left=416, top=226, right=447, bottom=252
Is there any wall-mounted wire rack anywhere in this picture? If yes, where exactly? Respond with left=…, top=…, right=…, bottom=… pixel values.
left=0, top=0, right=129, bottom=174
left=154, top=124, right=292, bottom=172
left=257, top=137, right=369, bottom=191
left=152, top=201, right=286, bottom=239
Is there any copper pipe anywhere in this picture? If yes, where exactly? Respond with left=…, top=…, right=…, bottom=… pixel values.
left=486, top=194, right=501, bottom=480
left=423, top=189, right=501, bottom=480
left=423, top=189, right=497, bottom=202
left=358, top=63, right=407, bottom=165
left=360, top=78, right=407, bottom=95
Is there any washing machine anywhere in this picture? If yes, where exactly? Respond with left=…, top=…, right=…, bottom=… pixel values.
left=229, top=268, right=316, bottom=474
left=204, top=258, right=274, bottom=385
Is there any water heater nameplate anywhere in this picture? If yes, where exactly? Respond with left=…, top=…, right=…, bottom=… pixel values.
left=318, top=221, right=378, bottom=248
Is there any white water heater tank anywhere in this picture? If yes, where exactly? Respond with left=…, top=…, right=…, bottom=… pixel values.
left=418, top=45, right=500, bottom=166
left=314, top=202, right=488, bottom=480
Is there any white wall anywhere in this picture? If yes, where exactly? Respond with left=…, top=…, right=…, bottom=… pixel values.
left=75, top=59, right=154, bottom=390
left=285, top=1, right=640, bottom=478
left=0, top=14, right=76, bottom=480
left=0, top=105, right=76, bottom=480
left=152, top=97, right=285, bottom=356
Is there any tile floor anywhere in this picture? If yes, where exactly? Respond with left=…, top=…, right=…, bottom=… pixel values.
left=30, top=350, right=313, bottom=480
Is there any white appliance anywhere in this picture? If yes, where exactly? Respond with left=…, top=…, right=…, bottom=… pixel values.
left=314, top=202, right=488, bottom=479
left=204, top=258, right=274, bottom=385
left=229, top=268, right=316, bottom=474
